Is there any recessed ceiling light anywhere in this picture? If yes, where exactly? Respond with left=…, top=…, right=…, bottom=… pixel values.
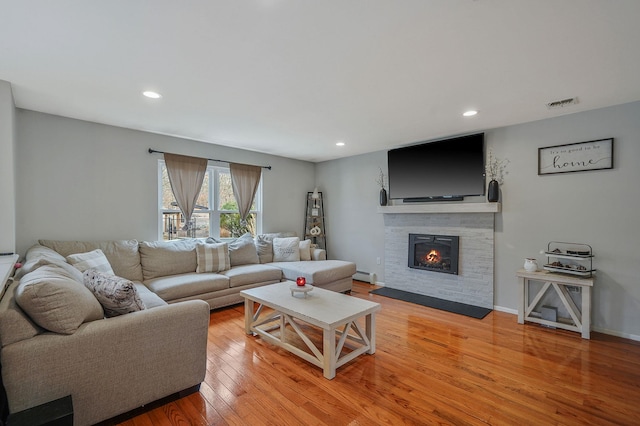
left=143, top=91, right=162, bottom=99
left=463, top=110, right=478, bottom=117
left=336, top=141, right=345, bottom=146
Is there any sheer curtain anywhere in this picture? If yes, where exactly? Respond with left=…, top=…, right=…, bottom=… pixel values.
left=164, top=153, right=208, bottom=230
left=229, top=163, right=262, bottom=226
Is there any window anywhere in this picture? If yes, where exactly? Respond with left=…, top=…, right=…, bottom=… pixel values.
left=158, top=161, right=261, bottom=240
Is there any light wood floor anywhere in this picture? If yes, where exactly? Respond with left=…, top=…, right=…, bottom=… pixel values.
left=115, top=281, right=640, bottom=426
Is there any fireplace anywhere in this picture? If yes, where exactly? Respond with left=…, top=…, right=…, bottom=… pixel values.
left=408, top=234, right=459, bottom=275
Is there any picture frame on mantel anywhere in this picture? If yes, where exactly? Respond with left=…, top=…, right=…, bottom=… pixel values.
left=538, top=138, right=614, bottom=175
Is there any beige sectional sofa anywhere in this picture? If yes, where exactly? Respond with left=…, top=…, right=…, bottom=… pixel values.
left=0, top=232, right=356, bottom=425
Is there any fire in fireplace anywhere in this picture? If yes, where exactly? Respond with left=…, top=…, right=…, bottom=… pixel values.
left=408, top=234, right=459, bottom=275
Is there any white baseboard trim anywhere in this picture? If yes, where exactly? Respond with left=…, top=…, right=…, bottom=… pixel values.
left=492, top=306, right=640, bottom=342
left=493, top=305, right=518, bottom=315
left=592, top=327, right=640, bottom=342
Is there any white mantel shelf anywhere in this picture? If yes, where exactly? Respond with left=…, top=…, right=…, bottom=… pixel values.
left=377, top=202, right=501, bottom=214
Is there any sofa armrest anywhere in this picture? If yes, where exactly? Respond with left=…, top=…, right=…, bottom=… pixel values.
left=1, top=299, right=210, bottom=426
left=311, top=248, right=327, bottom=261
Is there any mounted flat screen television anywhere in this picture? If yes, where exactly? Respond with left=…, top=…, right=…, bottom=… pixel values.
left=388, top=133, right=485, bottom=202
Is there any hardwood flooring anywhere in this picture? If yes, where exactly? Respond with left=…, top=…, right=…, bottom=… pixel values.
left=115, top=281, right=640, bottom=425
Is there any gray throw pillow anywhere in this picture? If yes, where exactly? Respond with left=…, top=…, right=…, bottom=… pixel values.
left=228, top=232, right=259, bottom=266
left=83, top=270, right=145, bottom=317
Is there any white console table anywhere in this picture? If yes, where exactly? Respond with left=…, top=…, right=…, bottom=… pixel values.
left=516, top=269, right=593, bottom=339
left=0, top=254, right=19, bottom=300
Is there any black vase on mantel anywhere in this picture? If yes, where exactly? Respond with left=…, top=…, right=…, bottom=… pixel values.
left=379, top=188, right=388, bottom=206
left=487, top=180, right=499, bottom=202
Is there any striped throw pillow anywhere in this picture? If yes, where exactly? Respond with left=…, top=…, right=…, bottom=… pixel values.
left=196, top=242, right=230, bottom=273
left=67, top=249, right=115, bottom=275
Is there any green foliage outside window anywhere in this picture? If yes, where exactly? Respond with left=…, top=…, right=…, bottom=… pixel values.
left=220, top=201, right=255, bottom=237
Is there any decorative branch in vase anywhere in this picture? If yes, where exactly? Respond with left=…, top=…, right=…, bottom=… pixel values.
left=376, top=167, right=388, bottom=206
left=485, top=149, right=509, bottom=202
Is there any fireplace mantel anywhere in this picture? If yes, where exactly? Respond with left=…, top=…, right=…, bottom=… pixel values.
left=377, top=202, right=501, bottom=214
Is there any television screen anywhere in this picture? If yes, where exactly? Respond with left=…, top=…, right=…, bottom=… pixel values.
left=388, top=133, right=485, bottom=201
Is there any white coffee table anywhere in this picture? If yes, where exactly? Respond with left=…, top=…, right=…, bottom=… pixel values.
left=240, top=282, right=381, bottom=379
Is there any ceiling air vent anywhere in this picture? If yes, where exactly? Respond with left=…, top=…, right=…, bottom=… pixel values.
left=546, top=97, right=579, bottom=109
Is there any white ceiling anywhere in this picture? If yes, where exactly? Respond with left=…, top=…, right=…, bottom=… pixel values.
left=2, top=1, right=640, bottom=162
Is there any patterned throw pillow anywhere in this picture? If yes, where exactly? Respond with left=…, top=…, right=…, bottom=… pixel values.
left=273, top=237, right=301, bottom=262
left=83, top=270, right=145, bottom=317
left=67, top=249, right=115, bottom=275
left=196, top=242, right=230, bottom=273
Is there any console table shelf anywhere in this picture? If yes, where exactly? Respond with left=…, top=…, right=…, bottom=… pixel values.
left=516, top=269, right=593, bottom=339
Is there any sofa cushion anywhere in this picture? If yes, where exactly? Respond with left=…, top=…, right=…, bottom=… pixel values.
left=268, top=260, right=357, bottom=285
left=14, top=253, right=83, bottom=283
left=15, top=265, right=105, bottom=334
left=24, top=244, right=67, bottom=263
left=139, top=239, right=197, bottom=280
left=0, top=281, right=43, bottom=347
left=228, top=233, right=259, bottom=266
left=67, top=249, right=115, bottom=275
left=255, top=232, right=297, bottom=263
left=273, top=237, right=301, bottom=262
left=221, top=264, right=284, bottom=288
left=299, top=239, right=312, bottom=261
left=145, top=272, right=229, bottom=302
left=83, top=270, right=146, bottom=317
left=39, top=239, right=144, bottom=282
left=134, top=283, right=167, bottom=309
left=196, top=242, right=230, bottom=273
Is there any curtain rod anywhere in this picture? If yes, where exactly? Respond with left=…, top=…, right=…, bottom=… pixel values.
left=148, top=149, right=271, bottom=170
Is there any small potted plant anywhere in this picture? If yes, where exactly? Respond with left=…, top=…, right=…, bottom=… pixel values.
left=485, top=149, right=509, bottom=202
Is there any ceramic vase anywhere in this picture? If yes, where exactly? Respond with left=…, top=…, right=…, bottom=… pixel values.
left=379, top=188, right=388, bottom=206
left=524, top=258, right=538, bottom=272
left=487, top=179, right=499, bottom=202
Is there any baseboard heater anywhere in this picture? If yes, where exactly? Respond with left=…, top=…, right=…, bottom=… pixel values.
left=353, top=270, right=376, bottom=284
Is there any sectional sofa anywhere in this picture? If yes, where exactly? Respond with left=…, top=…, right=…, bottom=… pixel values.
left=0, top=232, right=356, bottom=425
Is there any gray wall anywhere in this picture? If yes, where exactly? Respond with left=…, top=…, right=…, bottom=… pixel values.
left=314, top=152, right=387, bottom=272
left=316, top=101, right=640, bottom=340
left=0, top=80, right=16, bottom=253
left=15, top=110, right=315, bottom=255
left=10, top=100, right=640, bottom=339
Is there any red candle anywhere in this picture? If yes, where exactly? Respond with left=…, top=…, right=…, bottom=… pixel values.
left=296, top=277, right=306, bottom=286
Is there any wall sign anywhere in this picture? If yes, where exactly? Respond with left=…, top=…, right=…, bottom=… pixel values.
left=538, top=138, right=614, bottom=175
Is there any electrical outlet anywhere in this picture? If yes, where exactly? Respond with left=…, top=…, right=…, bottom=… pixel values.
left=376, top=257, right=381, bottom=265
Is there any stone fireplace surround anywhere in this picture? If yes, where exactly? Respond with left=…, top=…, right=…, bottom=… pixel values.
left=379, top=203, right=499, bottom=310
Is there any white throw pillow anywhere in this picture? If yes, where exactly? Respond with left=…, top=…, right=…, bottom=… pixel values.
left=273, top=237, right=301, bottom=262
left=299, top=239, right=312, bottom=261
left=67, top=249, right=115, bottom=275
left=196, top=242, right=231, bottom=273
